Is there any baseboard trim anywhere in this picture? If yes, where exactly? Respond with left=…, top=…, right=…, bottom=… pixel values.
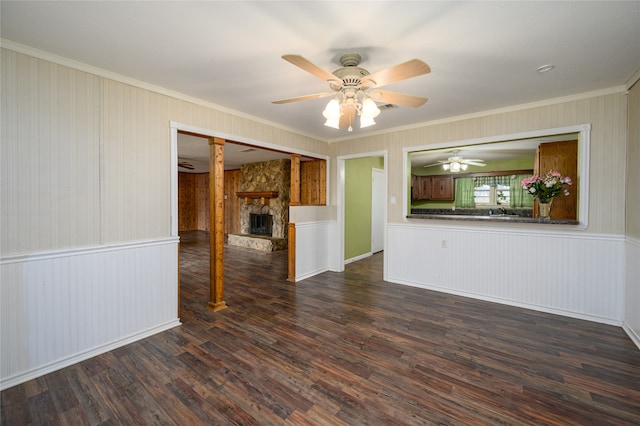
left=0, top=319, right=181, bottom=391
left=623, top=323, right=640, bottom=351
left=344, top=252, right=373, bottom=265
left=388, top=277, right=622, bottom=327
left=294, top=267, right=330, bottom=283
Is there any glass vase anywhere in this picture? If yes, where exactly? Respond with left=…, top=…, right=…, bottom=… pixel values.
left=538, top=200, right=552, bottom=221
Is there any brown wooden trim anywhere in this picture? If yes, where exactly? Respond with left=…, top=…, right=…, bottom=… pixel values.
left=290, top=154, right=301, bottom=206
left=177, top=242, right=181, bottom=321
left=287, top=222, right=296, bottom=282
left=318, top=160, right=327, bottom=205
left=450, top=169, right=534, bottom=178
left=208, top=137, right=227, bottom=312
left=236, top=191, right=279, bottom=205
left=236, top=191, right=279, bottom=198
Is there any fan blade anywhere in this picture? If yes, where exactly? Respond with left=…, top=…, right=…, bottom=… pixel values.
left=282, top=54, right=340, bottom=84
left=361, top=59, right=431, bottom=88
left=368, top=90, right=427, bottom=107
left=463, top=161, right=486, bottom=167
left=339, top=103, right=357, bottom=129
left=423, top=163, right=444, bottom=168
left=272, top=92, right=334, bottom=104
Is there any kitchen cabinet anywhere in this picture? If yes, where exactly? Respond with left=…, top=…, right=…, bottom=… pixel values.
left=412, top=175, right=454, bottom=201
left=534, top=140, right=578, bottom=220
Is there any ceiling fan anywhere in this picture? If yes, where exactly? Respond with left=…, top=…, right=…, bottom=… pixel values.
left=424, top=150, right=486, bottom=172
left=178, top=158, right=195, bottom=170
left=272, top=53, right=430, bottom=131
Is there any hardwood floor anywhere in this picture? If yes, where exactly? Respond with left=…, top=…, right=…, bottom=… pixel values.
left=3, top=230, right=640, bottom=425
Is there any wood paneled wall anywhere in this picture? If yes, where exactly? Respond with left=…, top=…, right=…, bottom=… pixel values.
left=301, top=159, right=326, bottom=205
left=178, top=170, right=240, bottom=234
left=178, top=173, right=208, bottom=231
left=178, top=173, right=197, bottom=231
left=224, top=169, right=241, bottom=235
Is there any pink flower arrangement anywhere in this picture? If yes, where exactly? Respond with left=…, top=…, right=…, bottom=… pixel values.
left=521, top=170, right=572, bottom=203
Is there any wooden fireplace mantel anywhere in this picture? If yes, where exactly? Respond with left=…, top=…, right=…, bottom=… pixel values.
left=236, top=191, right=279, bottom=205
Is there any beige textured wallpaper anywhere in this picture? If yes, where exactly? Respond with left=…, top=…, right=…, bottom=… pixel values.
left=1, top=48, right=328, bottom=254
left=1, top=45, right=632, bottom=256
left=329, top=92, right=629, bottom=235
left=627, top=82, right=640, bottom=239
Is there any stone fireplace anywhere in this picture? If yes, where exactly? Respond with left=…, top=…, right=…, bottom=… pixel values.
left=227, top=159, right=290, bottom=252
left=249, top=213, right=273, bottom=236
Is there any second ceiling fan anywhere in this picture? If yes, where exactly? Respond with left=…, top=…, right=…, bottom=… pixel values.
left=424, top=150, right=486, bottom=172
left=272, top=53, right=430, bottom=131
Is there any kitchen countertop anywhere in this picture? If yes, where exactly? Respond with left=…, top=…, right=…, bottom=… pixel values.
left=407, top=214, right=580, bottom=225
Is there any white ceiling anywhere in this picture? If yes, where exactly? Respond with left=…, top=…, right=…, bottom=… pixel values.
left=3, top=1, right=640, bottom=171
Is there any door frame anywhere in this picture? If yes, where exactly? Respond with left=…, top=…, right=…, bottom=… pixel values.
left=170, top=121, right=329, bottom=311
left=371, top=167, right=385, bottom=253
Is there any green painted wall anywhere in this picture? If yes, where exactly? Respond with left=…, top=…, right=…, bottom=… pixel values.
left=345, top=156, right=384, bottom=260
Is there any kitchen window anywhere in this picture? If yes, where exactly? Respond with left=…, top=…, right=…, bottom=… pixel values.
left=474, top=183, right=510, bottom=206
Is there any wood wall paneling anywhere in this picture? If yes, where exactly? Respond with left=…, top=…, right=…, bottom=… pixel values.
left=178, top=173, right=197, bottom=231
left=290, top=154, right=301, bottom=206
left=224, top=169, right=241, bottom=235
left=301, top=159, right=327, bottom=205
left=178, top=172, right=211, bottom=231
left=178, top=169, right=244, bottom=234
left=196, top=173, right=210, bottom=231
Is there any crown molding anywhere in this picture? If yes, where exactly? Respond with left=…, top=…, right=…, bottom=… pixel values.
left=327, top=86, right=626, bottom=143
left=626, top=67, right=640, bottom=91
left=0, top=39, right=324, bottom=143
left=2, top=38, right=630, bottom=145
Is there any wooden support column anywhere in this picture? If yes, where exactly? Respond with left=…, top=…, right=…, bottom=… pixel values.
left=178, top=242, right=181, bottom=320
left=208, top=137, right=227, bottom=312
left=290, top=154, right=301, bottom=206
left=287, top=222, right=296, bottom=282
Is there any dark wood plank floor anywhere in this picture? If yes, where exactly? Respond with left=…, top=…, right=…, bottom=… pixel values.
left=3, top=230, right=640, bottom=425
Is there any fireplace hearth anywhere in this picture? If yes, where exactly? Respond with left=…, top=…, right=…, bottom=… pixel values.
left=250, top=213, right=273, bottom=236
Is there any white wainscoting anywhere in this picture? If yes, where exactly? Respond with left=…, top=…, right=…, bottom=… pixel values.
left=293, top=221, right=337, bottom=282
left=0, top=238, right=180, bottom=390
left=624, top=237, right=640, bottom=349
left=387, top=223, right=625, bottom=325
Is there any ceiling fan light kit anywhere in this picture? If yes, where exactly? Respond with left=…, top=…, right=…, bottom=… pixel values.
left=443, top=162, right=467, bottom=172
left=424, top=150, right=487, bottom=172
left=273, top=52, right=430, bottom=131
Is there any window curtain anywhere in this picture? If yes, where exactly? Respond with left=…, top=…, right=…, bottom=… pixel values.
left=510, top=174, right=534, bottom=207
left=455, top=178, right=475, bottom=208
left=474, top=175, right=512, bottom=187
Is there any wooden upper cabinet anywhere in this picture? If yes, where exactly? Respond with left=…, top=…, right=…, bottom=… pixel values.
left=418, top=175, right=432, bottom=200
left=535, top=140, right=578, bottom=220
left=430, top=175, right=454, bottom=200
left=412, top=175, right=454, bottom=201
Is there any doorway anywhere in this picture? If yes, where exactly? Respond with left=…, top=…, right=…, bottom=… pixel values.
left=172, top=122, right=328, bottom=317
left=339, top=151, right=387, bottom=278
